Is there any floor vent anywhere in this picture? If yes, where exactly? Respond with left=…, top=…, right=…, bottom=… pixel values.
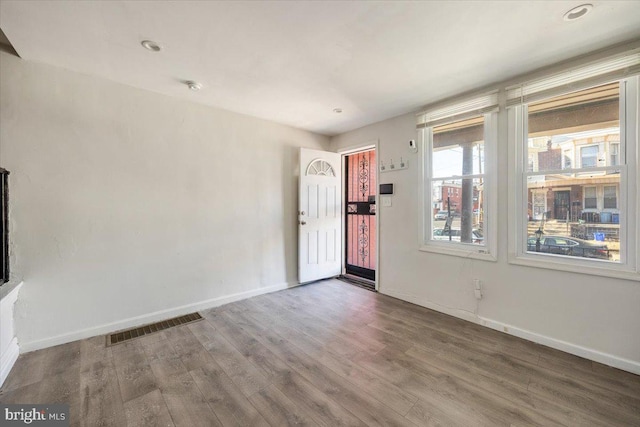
left=106, top=312, right=203, bottom=346
left=338, top=275, right=376, bottom=292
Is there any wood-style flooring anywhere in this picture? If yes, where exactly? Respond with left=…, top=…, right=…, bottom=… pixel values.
left=1, top=279, right=639, bottom=426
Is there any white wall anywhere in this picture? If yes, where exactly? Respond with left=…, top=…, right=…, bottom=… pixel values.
left=0, top=52, right=329, bottom=350
left=331, top=111, right=640, bottom=373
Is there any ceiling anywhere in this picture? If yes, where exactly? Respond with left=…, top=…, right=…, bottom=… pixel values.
left=1, top=1, right=640, bottom=136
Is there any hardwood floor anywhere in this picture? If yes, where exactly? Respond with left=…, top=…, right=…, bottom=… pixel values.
left=1, top=279, right=639, bottom=426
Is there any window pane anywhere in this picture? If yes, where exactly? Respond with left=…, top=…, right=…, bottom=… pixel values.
left=610, top=142, right=620, bottom=166
left=432, top=178, right=484, bottom=245
left=527, top=83, right=619, bottom=173
left=604, top=186, right=617, bottom=209
left=433, top=116, right=484, bottom=177
left=581, top=145, right=599, bottom=168
left=526, top=172, right=620, bottom=262
left=584, top=187, right=597, bottom=209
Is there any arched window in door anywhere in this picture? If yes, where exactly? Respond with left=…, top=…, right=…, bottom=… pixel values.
left=306, top=159, right=336, bottom=177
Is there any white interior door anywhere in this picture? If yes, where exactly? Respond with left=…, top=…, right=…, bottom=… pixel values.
left=299, top=148, right=342, bottom=283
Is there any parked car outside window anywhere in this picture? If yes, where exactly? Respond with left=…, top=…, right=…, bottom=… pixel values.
left=434, top=210, right=449, bottom=220
left=526, top=235, right=610, bottom=260
left=433, top=228, right=483, bottom=244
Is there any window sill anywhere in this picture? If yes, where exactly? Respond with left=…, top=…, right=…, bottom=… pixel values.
left=508, top=253, right=640, bottom=282
left=419, top=243, right=497, bottom=262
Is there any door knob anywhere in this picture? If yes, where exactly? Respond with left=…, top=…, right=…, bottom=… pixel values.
left=300, top=221, right=306, bottom=225
left=300, top=211, right=305, bottom=216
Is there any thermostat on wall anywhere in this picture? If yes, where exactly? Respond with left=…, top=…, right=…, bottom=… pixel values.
left=379, top=183, right=394, bottom=195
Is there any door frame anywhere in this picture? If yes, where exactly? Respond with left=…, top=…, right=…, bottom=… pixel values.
left=339, top=140, right=380, bottom=291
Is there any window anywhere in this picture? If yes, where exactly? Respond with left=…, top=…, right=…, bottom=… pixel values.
left=418, top=93, right=497, bottom=260
left=580, top=145, right=599, bottom=168
left=604, top=185, right=617, bottom=209
left=1, top=168, right=8, bottom=285
left=563, top=149, right=572, bottom=169
left=584, top=187, right=597, bottom=209
left=523, top=84, right=621, bottom=263
left=306, top=159, right=335, bottom=176
left=531, top=191, right=546, bottom=220
left=510, top=73, right=638, bottom=279
left=610, top=142, right=620, bottom=166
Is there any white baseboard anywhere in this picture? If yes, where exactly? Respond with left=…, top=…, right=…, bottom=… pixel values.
left=477, top=317, right=640, bottom=375
left=0, top=337, right=20, bottom=387
left=382, top=287, right=640, bottom=376
left=20, top=281, right=300, bottom=353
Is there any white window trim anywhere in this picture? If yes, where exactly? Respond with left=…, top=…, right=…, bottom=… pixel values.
left=420, top=112, right=498, bottom=261
left=508, top=77, right=639, bottom=281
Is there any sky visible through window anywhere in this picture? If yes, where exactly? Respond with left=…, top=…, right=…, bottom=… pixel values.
left=432, top=144, right=484, bottom=178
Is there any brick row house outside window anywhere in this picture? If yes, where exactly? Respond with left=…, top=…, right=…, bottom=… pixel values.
left=527, top=132, right=620, bottom=223
left=522, top=81, right=625, bottom=263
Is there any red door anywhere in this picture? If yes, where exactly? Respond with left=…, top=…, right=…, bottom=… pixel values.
left=345, top=149, right=376, bottom=281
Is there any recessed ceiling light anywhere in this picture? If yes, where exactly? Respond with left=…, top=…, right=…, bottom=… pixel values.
left=563, top=4, right=593, bottom=21
left=185, top=81, right=202, bottom=91
left=333, top=108, right=343, bottom=113
left=141, top=40, right=161, bottom=52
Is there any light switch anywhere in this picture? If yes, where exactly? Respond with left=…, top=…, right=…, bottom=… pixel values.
left=382, top=196, right=392, bottom=207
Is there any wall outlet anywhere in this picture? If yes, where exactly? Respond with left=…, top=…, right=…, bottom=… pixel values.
left=473, top=279, right=482, bottom=299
